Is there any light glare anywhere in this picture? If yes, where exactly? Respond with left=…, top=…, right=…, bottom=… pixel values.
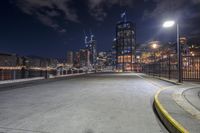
left=163, top=21, right=175, bottom=28
left=152, top=43, right=158, bottom=49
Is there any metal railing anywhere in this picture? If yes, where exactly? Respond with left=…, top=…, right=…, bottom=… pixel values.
left=141, top=55, right=200, bottom=81
left=182, top=56, right=200, bottom=81
left=142, top=54, right=177, bottom=79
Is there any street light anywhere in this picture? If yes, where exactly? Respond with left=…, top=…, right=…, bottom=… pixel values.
left=150, top=43, right=159, bottom=62
left=151, top=43, right=158, bottom=49
left=163, top=20, right=182, bottom=83
left=150, top=42, right=159, bottom=76
left=163, top=21, right=175, bottom=28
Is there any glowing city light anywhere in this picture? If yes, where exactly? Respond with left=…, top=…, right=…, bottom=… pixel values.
left=163, top=20, right=175, bottom=28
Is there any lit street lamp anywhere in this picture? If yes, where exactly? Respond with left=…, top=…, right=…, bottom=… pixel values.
left=163, top=21, right=175, bottom=28
left=163, top=20, right=182, bottom=83
left=151, top=43, right=159, bottom=61
left=151, top=43, right=158, bottom=49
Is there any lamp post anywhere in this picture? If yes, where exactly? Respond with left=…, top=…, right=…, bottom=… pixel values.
left=163, top=20, right=182, bottom=83
left=151, top=43, right=159, bottom=76
left=151, top=43, right=158, bottom=62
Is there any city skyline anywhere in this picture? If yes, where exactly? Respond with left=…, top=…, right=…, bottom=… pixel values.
left=0, top=0, right=200, bottom=59
left=0, top=2, right=200, bottom=132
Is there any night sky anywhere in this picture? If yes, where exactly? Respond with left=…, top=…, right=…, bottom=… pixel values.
left=0, top=0, right=200, bottom=59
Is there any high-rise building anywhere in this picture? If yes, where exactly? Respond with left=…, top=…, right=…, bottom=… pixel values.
left=115, top=20, right=136, bottom=71
left=96, top=51, right=114, bottom=71
left=0, top=53, right=18, bottom=67
left=187, top=35, right=200, bottom=56
left=106, top=50, right=113, bottom=67
left=67, top=51, right=73, bottom=66
left=96, top=51, right=107, bottom=71
left=79, top=49, right=90, bottom=68
left=73, top=51, right=80, bottom=68
left=85, top=34, right=97, bottom=68
left=112, top=38, right=117, bottom=70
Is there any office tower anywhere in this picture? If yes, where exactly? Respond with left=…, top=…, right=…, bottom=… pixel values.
left=115, top=20, right=136, bottom=71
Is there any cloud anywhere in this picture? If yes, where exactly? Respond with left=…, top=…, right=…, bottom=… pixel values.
left=143, top=0, right=187, bottom=19
left=142, top=0, right=200, bottom=37
left=14, top=0, right=135, bottom=28
left=89, top=6, right=107, bottom=21
left=143, top=0, right=200, bottom=20
left=59, top=29, right=67, bottom=33
left=87, top=0, right=134, bottom=21
left=15, top=0, right=78, bottom=32
left=35, top=13, right=67, bottom=33
left=192, top=0, right=200, bottom=4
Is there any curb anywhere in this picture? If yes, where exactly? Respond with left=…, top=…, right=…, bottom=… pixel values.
left=151, top=75, right=182, bottom=85
left=154, top=88, right=189, bottom=133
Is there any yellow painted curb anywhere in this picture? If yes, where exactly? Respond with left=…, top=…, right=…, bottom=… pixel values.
left=154, top=88, right=189, bottom=133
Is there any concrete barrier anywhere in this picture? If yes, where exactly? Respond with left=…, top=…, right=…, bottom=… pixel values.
left=0, top=73, right=87, bottom=91
left=0, top=77, right=45, bottom=85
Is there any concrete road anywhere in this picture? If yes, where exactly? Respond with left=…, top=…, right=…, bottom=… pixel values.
left=0, top=73, right=172, bottom=133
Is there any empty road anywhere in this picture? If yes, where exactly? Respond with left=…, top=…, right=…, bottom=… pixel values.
left=0, top=73, right=172, bottom=133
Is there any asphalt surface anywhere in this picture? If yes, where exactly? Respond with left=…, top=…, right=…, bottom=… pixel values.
left=0, top=73, right=172, bottom=133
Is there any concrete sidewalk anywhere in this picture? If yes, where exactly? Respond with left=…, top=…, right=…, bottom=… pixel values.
left=154, top=83, right=200, bottom=133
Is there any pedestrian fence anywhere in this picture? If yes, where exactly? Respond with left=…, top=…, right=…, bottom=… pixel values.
left=182, top=56, right=200, bottom=81
left=141, top=55, right=200, bottom=81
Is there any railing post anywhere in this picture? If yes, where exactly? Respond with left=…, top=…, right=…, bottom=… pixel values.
left=13, top=70, right=16, bottom=80
left=159, top=58, right=161, bottom=77
left=180, top=54, right=183, bottom=82
left=149, top=64, right=150, bottom=75
left=1, top=69, right=3, bottom=80
left=168, top=55, right=171, bottom=80
left=45, top=69, right=48, bottom=79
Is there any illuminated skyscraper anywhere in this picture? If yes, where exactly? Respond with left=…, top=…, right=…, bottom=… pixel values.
left=112, top=38, right=117, bottom=70
left=67, top=51, right=73, bottom=66
left=115, top=20, right=136, bottom=71
left=73, top=51, right=80, bottom=68
left=79, top=49, right=90, bottom=68
left=85, top=33, right=97, bottom=68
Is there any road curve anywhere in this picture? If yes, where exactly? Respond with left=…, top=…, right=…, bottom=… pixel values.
left=0, top=73, right=172, bottom=133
